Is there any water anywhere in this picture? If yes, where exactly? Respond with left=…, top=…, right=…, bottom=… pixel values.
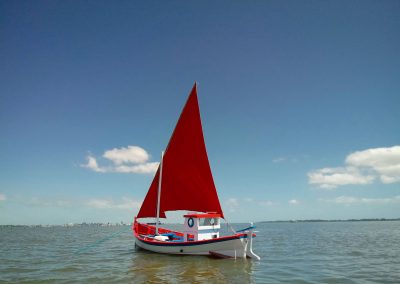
left=1, top=221, right=399, bottom=283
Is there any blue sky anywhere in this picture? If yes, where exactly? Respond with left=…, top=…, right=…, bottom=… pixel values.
left=1, top=1, right=399, bottom=224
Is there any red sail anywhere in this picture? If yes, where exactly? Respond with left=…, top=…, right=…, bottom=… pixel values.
left=137, top=83, right=224, bottom=219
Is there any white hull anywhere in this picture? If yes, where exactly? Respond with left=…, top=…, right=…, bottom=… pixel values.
left=134, top=232, right=259, bottom=259
left=135, top=236, right=246, bottom=258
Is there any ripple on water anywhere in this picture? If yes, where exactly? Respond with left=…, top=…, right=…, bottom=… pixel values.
left=1, top=222, right=400, bottom=283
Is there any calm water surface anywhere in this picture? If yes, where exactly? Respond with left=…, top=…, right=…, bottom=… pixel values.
left=1, top=221, right=399, bottom=283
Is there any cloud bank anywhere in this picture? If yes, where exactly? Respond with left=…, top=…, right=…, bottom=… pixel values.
left=289, top=199, right=300, bottom=205
left=86, top=197, right=142, bottom=210
left=346, top=146, right=400, bottom=184
left=321, top=195, right=400, bottom=205
left=82, top=146, right=159, bottom=174
left=308, top=145, right=400, bottom=189
left=103, top=146, right=149, bottom=165
left=224, top=198, right=239, bottom=213
left=9, top=195, right=141, bottom=211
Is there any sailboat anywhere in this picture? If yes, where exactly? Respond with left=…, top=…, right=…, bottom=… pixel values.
left=132, top=83, right=260, bottom=259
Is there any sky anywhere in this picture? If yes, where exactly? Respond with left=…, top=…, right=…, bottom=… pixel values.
left=1, top=1, right=399, bottom=225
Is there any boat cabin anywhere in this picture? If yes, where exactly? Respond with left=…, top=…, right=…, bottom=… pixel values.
left=183, top=213, right=221, bottom=241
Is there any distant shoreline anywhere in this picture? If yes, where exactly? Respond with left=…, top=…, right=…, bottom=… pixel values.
left=1, top=218, right=400, bottom=227
left=259, top=218, right=400, bottom=223
left=0, top=222, right=131, bottom=228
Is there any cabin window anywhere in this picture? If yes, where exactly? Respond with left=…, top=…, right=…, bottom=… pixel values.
left=200, top=218, right=219, bottom=226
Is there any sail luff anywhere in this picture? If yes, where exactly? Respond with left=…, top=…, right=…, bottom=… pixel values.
left=164, top=83, right=197, bottom=154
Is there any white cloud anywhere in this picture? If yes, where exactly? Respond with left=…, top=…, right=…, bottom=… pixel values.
left=308, top=167, right=375, bottom=189
left=0, top=193, right=6, bottom=201
left=230, top=198, right=275, bottom=207
left=289, top=199, right=300, bottom=205
left=273, top=157, right=286, bottom=163
left=82, top=155, right=106, bottom=173
left=86, top=199, right=112, bottom=209
left=308, top=145, right=400, bottom=188
left=272, top=156, right=299, bottom=163
left=17, top=196, right=74, bottom=207
left=86, top=197, right=142, bottom=211
left=321, top=195, right=400, bottom=205
left=11, top=195, right=142, bottom=211
left=103, top=146, right=149, bottom=165
left=259, top=200, right=274, bottom=206
left=346, top=146, right=400, bottom=184
left=114, top=162, right=159, bottom=174
left=81, top=145, right=158, bottom=175
left=224, top=198, right=239, bottom=213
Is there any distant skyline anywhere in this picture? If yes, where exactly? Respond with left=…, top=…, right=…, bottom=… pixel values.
left=1, top=1, right=399, bottom=225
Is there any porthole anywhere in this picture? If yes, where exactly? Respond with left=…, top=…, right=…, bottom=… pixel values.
left=188, top=217, right=194, bottom=228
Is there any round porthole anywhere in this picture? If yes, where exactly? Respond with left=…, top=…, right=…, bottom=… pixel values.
left=188, top=217, right=194, bottom=228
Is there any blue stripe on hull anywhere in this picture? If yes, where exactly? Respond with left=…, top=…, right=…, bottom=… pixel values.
left=139, top=234, right=247, bottom=247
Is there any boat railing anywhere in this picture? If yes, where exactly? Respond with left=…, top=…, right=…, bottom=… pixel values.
left=236, top=225, right=256, bottom=233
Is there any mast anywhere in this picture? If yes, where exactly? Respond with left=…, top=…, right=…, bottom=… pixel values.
left=155, top=151, right=164, bottom=235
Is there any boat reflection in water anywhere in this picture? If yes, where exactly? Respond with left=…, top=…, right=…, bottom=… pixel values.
left=129, top=248, right=254, bottom=283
